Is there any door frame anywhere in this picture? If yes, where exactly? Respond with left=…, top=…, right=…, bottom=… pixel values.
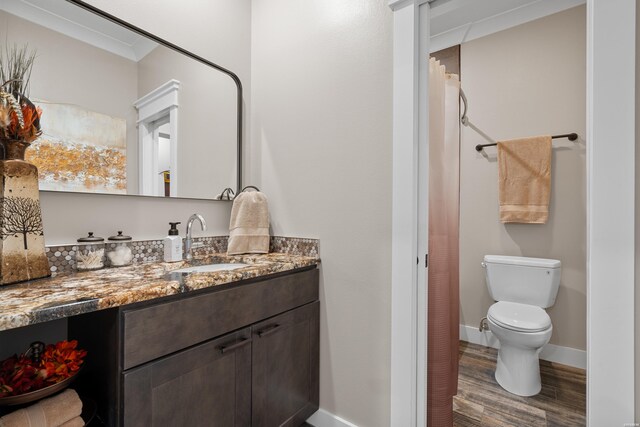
left=388, top=0, right=636, bottom=425
left=134, top=79, right=180, bottom=197
left=389, top=1, right=430, bottom=426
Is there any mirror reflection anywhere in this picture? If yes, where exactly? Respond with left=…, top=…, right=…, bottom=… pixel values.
left=0, top=0, right=240, bottom=200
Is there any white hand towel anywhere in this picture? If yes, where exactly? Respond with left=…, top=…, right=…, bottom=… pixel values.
left=227, top=190, right=270, bottom=255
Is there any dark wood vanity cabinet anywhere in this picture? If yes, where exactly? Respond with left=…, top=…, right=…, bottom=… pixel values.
left=68, top=267, right=319, bottom=427
left=123, top=327, right=252, bottom=426
left=252, top=302, right=319, bottom=427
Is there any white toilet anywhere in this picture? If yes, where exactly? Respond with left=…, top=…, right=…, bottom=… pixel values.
left=482, top=255, right=561, bottom=397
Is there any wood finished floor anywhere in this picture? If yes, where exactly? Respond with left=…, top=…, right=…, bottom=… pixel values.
left=454, top=342, right=586, bottom=427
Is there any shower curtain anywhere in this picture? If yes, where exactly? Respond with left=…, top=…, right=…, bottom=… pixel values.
left=427, top=58, right=460, bottom=427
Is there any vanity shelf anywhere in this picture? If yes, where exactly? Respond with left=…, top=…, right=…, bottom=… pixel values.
left=68, top=267, right=320, bottom=426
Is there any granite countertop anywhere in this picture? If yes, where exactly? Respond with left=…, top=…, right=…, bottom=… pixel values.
left=0, top=253, right=319, bottom=332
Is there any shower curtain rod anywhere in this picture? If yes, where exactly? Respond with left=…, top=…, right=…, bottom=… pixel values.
left=474, top=133, right=579, bottom=152
left=459, top=89, right=579, bottom=152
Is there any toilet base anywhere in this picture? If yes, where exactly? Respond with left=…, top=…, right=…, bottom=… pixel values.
left=494, top=344, right=542, bottom=396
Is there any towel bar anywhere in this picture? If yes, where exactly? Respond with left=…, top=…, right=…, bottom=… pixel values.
left=474, top=133, right=578, bottom=152
left=459, top=90, right=579, bottom=152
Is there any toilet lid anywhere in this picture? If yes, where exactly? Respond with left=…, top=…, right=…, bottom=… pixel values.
left=487, top=301, right=551, bottom=332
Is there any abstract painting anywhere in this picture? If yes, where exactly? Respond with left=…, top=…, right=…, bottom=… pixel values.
left=26, top=101, right=127, bottom=193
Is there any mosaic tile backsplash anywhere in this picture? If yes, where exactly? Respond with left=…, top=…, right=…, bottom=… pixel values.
left=46, top=236, right=318, bottom=276
left=270, top=237, right=319, bottom=258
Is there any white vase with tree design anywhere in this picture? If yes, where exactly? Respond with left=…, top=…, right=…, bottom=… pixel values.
left=0, top=138, right=49, bottom=284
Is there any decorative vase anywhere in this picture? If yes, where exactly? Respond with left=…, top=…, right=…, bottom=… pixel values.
left=0, top=138, right=50, bottom=285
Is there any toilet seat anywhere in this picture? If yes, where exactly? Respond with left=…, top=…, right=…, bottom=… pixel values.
left=488, top=301, right=551, bottom=333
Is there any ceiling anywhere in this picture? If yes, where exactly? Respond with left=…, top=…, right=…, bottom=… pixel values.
left=428, top=0, right=586, bottom=52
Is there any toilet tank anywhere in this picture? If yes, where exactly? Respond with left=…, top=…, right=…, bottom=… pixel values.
left=483, top=255, right=561, bottom=308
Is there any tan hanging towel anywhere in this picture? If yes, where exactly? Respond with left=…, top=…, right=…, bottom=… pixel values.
left=227, top=189, right=270, bottom=255
left=497, top=136, right=552, bottom=224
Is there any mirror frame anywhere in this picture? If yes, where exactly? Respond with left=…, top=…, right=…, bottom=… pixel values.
left=36, top=0, right=244, bottom=200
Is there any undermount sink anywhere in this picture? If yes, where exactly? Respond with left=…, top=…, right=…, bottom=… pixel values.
left=173, top=263, right=249, bottom=274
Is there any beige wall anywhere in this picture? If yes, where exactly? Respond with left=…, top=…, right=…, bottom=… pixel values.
left=251, top=1, right=393, bottom=425
left=36, top=0, right=252, bottom=245
left=459, top=6, right=587, bottom=350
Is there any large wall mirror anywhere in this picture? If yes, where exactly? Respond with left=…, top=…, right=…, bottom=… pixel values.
left=0, top=0, right=242, bottom=200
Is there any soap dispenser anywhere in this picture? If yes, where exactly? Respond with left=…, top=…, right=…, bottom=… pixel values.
left=164, top=222, right=182, bottom=262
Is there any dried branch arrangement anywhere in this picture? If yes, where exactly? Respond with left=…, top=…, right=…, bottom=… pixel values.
left=0, top=44, right=36, bottom=97
left=0, top=44, right=41, bottom=144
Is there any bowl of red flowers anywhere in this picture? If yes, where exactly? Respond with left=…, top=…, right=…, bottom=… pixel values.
left=0, top=340, right=87, bottom=405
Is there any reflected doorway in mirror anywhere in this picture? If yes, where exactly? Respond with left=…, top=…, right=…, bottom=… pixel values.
left=134, top=79, right=179, bottom=197
left=157, top=121, right=171, bottom=197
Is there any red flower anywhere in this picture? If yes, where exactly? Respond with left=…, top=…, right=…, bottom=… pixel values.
left=1, top=95, right=42, bottom=143
left=0, top=340, right=87, bottom=397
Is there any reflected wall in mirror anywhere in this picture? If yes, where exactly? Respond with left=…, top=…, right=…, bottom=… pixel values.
left=0, top=0, right=241, bottom=200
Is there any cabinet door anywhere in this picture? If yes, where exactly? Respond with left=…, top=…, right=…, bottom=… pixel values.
left=123, top=328, right=251, bottom=427
left=252, top=302, right=320, bottom=427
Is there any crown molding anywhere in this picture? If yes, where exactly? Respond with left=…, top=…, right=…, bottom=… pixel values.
left=1, top=0, right=158, bottom=61
left=429, top=0, right=585, bottom=52
left=388, top=0, right=431, bottom=12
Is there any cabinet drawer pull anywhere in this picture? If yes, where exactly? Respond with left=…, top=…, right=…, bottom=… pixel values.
left=218, top=338, right=251, bottom=354
left=256, top=324, right=282, bottom=338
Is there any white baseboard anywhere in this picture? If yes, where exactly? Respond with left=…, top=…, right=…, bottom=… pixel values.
left=460, top=323, right=501, bottom=349
left=459, top=324, right=586, bottom=370
left=307, top=409, right=359, bottom=427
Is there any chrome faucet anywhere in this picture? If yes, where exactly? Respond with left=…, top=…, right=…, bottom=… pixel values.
left=185, top=213, right=207, bottom=261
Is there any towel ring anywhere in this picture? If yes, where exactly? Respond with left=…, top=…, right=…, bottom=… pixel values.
left=219, top=187, right=235, bottom=200
left=241, top=185, right=260, bottom=192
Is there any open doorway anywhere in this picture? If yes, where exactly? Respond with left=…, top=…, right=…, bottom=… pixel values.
left=429, top=5, right=586, bottom=425
left=154, top=117, right=172, bottom=197
left=390, top=0, right=635, bottom=425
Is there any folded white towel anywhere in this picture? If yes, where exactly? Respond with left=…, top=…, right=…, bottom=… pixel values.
left=227, top=190, right=270, bottom=255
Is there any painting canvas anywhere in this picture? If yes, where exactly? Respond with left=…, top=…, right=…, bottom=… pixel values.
left=26, top=102, right=127, bottom=193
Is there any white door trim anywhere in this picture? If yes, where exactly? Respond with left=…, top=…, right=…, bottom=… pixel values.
left=586, top=0, right=635, bottom=424
left=134, top=80, right=181, bottom=197
left=389, top=1, right=430, bottom=426
left=415, top=5, right=430, bottom=427
left=389, top=0, right=637, bottom=425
